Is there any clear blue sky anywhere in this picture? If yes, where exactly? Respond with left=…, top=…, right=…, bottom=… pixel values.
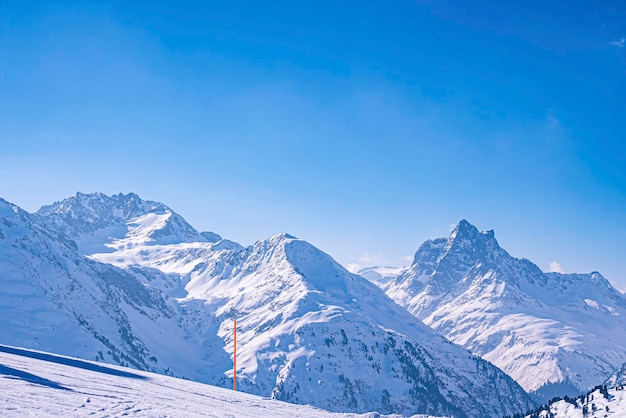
left=1, top=1, right=625, bottom=288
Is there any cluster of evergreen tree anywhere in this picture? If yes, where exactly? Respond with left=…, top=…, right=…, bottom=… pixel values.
left=503, top=384, right=613, bottom=418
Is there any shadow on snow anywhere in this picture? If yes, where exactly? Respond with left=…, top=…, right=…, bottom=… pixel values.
left=0, top=345, right=148, bottom=381
left=0, top=364, right=72, bottom=391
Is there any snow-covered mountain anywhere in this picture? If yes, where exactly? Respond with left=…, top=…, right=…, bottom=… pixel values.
left=36, top=192, right=211, bottom=253
left=364, top=220, right=626, bottom=401
left=0, top=193, right=534, bottom=417
left=0, top=196, right=183, bottom=369
left=95, top=232, right=533, bottom=417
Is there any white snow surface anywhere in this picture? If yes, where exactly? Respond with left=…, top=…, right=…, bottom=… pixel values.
left=366, top=220, right=626, bottom=400
left=0, top=195, right=534, bottom=417
left=0, top=344, right=440, bottom=418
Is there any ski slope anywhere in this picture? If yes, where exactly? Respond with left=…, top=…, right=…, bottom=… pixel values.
left=0, top=344, right=442, bottom=418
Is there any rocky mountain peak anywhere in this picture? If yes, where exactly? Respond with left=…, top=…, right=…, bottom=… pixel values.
left=446, top=220, right=500, bottom=252
left=36, top=192, right=208, bottom=252
left=371, top=220, right=626, bottom=400
left=38, top=191, right=158, bottom=221
left=450, top=219, right=479, bottom=239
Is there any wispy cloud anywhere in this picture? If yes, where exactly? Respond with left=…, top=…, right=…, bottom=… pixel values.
left=610, top=37, right=625, bottom=48
left=346, top=263, right=361, bottom=273
left=546, top=108, right=559, bottom=130
left=548, top=260, right=565, bottom=273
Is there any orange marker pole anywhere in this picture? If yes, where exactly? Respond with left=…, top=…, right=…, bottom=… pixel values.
left=233, top=319, right=237, bottom=391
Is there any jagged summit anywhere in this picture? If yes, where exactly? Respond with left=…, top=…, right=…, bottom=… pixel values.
left=451, top=219, right=478, bottom=237
left=397, top=220, right=514, bottom=299
left=367, top=220, right=626, bottom=400
left=442, top=220, right=503, bottom=260
left=265, top=232, right=298, bottom=243
left=36, top=192, right=209, bottom=252
left=448, top=219, right=495, bottom=242
left=451, top=219, right=496, bottom=236
left=38, top=192, right=161, bottom=219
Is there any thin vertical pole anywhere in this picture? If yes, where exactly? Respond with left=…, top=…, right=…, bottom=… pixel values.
left=233, top=319, right=237, bottom=391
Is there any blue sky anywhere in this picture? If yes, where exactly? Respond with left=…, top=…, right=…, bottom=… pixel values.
left=1, top=1, right=625, bottom=288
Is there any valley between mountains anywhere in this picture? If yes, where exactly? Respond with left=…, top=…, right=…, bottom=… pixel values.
left=1, top=192, right=625, bottom=417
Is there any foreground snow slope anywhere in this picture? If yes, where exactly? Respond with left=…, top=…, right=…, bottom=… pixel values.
left=7, top=193, right=535, bottom=417
left=0, top=344, right=438, bottom=418
left=366, top=220, right=626, bottom=400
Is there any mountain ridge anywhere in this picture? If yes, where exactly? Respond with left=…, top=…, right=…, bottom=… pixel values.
left=36, top=192, right=210, bottom=253
left=0, top=194, right=534, bottom=417
left=363, top=220, right=626, bottom=400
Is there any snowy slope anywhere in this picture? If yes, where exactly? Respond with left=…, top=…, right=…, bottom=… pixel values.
left=0, top=344, right=434, bottom=418
left=1, top=195, right=264, bottom=389
left=606, top=362, right=626, bottom=388
left=370, top=220, right=626, bottom=400
left=0, top=197, right=169, bottom=367
left=9, top=193, right=536, bottom=417
left=520, top=386, right=626, bottom=418
left=90, top=230, right=533, bottom=417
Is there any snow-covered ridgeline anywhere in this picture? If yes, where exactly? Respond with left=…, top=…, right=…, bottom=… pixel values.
left=0, top=194, right=534, bottom=417
left=363, top=220, right=626, bottom=400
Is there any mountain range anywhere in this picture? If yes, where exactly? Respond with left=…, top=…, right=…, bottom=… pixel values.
left=360, top=220, right=626, bottom=401
left=0, top=193, right=535, bottom=417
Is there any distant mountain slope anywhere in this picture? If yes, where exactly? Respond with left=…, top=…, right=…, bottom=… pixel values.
left=1, top=344, right=426, bottom=418
left=366, top=220, right=626, bottom=400
left=0, top=192, right=536, bottom=417
left=357, top=266, right=408, bottom=289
